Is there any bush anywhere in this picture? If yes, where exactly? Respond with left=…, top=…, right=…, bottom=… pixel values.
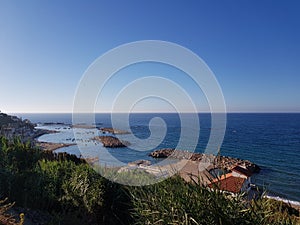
left=0, top=137, right=40, bottom=173
left=0, top=135, right=133, bottom=224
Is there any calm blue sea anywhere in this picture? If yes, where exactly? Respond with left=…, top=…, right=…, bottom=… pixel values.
left=15, top=113, right=300, bottom=202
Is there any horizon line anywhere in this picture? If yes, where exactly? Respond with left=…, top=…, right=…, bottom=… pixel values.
left=6, top=111, right=300, bottom=114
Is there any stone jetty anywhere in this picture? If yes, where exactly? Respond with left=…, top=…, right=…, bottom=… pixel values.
left=99, top=127, right=130, bottom=134
left=149, top=148, right=260, bottom=173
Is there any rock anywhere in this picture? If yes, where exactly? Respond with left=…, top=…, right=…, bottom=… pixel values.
left=128, top=159, right=151, bottom=167
left=148, top=148, right=175, bottom=158
left=93, top=136, right=130, bottom=148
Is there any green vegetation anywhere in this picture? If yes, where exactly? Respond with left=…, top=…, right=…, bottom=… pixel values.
left=130, top=177, right=299, bottom=225
left=0, top=136, right=299, bottom=225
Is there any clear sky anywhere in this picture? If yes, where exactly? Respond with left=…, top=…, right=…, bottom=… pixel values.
left=0, top=0, right=299, bottom=113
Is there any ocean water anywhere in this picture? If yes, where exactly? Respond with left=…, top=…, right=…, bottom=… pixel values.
left=16, top=113, right=300, bottom=202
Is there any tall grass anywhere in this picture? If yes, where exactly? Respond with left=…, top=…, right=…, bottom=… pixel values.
left=0, top=136, right=299, bottom=225
left=129, top=175, right=251, bottom=225
left=128, top=175, right=300, bottom=225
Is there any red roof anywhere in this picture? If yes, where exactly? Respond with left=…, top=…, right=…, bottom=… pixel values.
left=209, top=173, right=246, bottom=193
left=232, top=166, right=252, bottom=177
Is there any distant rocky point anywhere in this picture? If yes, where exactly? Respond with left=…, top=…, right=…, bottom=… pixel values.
left=149, top=148, right=260, bottom=173
left=93, top=136, right=130, bottom=148
left=0, top=112, right=52, bottom=142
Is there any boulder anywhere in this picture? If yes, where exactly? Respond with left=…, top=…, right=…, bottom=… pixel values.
left=94, top=136, right=130, bottom=148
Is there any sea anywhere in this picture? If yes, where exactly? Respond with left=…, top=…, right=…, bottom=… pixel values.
left=14, top=113, right=300, bottom=204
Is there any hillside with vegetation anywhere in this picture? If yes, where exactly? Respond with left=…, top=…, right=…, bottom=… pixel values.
left=0, top=136, right=299, bottom=225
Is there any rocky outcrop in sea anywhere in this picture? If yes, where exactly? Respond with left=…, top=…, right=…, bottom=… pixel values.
left=93, top=136, right=130, bottom=148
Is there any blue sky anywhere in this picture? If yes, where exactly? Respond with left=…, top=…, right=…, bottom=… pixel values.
left=0, top=0, right=299, bottom=113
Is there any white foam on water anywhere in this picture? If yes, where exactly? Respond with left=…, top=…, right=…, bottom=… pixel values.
left=265, top=195, right=300, bottom=206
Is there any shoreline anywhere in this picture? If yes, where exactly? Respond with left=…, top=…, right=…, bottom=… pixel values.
left=265, top=195, right=300, bottom=212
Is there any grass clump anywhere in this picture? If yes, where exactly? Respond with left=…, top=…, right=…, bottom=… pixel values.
left=129, top=176, right=250, bottom=225
left=129, top=175, right=300, bottom=225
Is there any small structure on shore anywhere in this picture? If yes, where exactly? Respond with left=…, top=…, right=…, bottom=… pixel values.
left=208, top=165, right=253, bottom=194
left=208, top=174, right=249, bottom=194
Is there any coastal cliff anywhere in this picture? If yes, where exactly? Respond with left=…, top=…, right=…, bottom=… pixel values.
left=0, top=112, right=51, bottom=143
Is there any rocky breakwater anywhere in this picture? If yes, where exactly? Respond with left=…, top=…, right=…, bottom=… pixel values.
left=93, top=136, right=130, bottom=148
left=99, top=127, right=130, bottom=134
left=149, top=148, right=260, bottom=173
left=216, top=155, right=261, bottom=173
